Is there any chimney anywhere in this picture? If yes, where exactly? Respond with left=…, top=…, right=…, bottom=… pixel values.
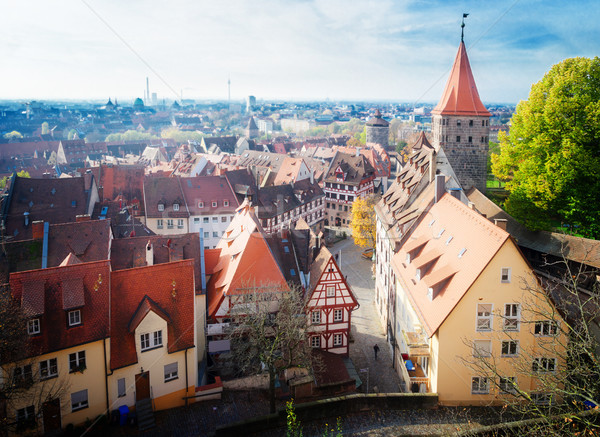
left=450, top=188, right=462, bottom=200
left=32, top=220, right=44, bottom=240
left=310, top=168, right=314, bottom=184
left=24, top=212, right=30, bottom=227
left=494, top=219, right=507, bottom=231
left=434, top=174, right=445, bottom=203
left=355, top=147, right=360, bottom=157
left=146, top=241, right=154, bottom=266
left=428, top=151, right=436, bottom=183
left=76, top=214, right=91, bottom=222
left=468, top=202, right=475, bottom=210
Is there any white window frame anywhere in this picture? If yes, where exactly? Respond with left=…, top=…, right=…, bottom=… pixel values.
left=311, top=336, right=320, bottom=348
left=224, top=200, right=229, bottom=207
left=326, top=286, right=335, bottom=297
left=471, top=376, right=489, bottom=394
left=501, top=340, right=519, bottom=357
left=16, top=405, right=35, bottom=424
left=203, top=217, right=209, bottom=223
left=164, top=362, right=178, bottom=382
left=71, top=389, right=89, bottom=412
left=472, top=340, right=492, bottom=358
left=504, top=304, right=520, bottom=331
left=532, top=357, right=557, bottom=373
left=198, top=201, right=204, bottom=208
left=476, top=304, right=493, bottom=331
left=499, top=376, right=517, bottom=394
left=173, top=203, right=179, bottom=211
left=13, top=364, right=33, bottom=384
left=40, top=358, right=58, bottom=379
left=157, top=219, right=163, bottom=229
left=27, top=318, right=40, bottom=335
left=212, top=201, right=217, bottom=207
left=311, top=311, right=321, bottom=325
left=501, top=267, right=511, bottom=283
left=117, top=378, right=126, bottom=397
left=531, top=392, right=552, bottom=405
left=333, top=333, right=343, bottom=346
left=167, top=219, right=174, bottom=229
left=69, top=351, right=86, bottom=373
left=333, top=309, right=343, bottom=322
left=157, top=203, right=164, bottom=212
left=177, top=219, right=184, bottom=229
left=141, top=330, right=163, bottom=352
left=534, top=321, right=558, bottom=336
left=68, top=309, right=81, bottom=327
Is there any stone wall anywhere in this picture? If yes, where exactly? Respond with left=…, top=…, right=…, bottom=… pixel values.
left=366, top=125, right=389, bottom=148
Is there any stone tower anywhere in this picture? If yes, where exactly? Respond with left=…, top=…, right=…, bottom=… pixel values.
left=366, top=109, right=389, bottom=148
left=431, top=41, right=490, bottom=192
left=245, top=116, right=259, bottom=139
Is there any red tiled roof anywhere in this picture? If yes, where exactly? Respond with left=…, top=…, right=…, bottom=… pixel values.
left=180, top=175, right=238, bottom=216
left=432, top=42, right=491, bottom=117
left=143, top=176, right=189, bottom=218
left=110, top=260, right=195, bottom=370
left=10, top=260, right=111, bottom=357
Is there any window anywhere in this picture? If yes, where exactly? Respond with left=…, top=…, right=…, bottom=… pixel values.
left=167, top=219, right=174, bottom=229
left=203, top=232, right=209, bottom=238
left=501, top=268, right=511, bottom=283
left=334, top=309, right=343, bottom=322
left=504, top=304, right=520, bottom=331
left=157, top=219, right=163, bottom=229
left=212, top=201, right=217, bottom=207
left=311, top=336, right=320, bottom=348
left=164, top=362, right=178, bottom=382
left=344, top=206, right=348, bottom=212
left=16, top=405, right=35, bottom=427
left=531, top=392, right=552, bottom=405
left=117, top=378, right=126, bottom=397
left=71, top=389, right=88, bottom=412
left=471, top=377, right=489, bottom=394
left=535, top=321, right=558, bottom=336
left=198, top=201, right=204, bottom=208
left=468, top=136, right=472, bottom=143
left=476, top=304, right=492, bottom=331
left=69, top=351, right=86, bottom=373
left=158, top=204, right=164, bottom=211
left=334, top=334, right=343, bottom=346
left=173, top=203, right=179, bottom=211
left=473, top=340, right=492, bottom=358
left=224, top=200, right=229, bottom=207
left=213, top=232, right=219, bottom=238
left=499, top=377, right=517, bottom=394
left=141, top=330, right=163, bottom=351
left=68, top=309, right=81, bottom=327
left=13, top=364, right=33, bottom=386
left=212, top=217, right=218, bottom=223
left=311, top=311, right=321, bottom=324
left=177, top=219, right=184, bottom=229
left=221, top=216, right=227, bottom=222
left=456, top=136, right=461, bottom=142
left=40, top=358, right=58, bottom=379
left=326, top=286, right=335, bottom=297
left=532, top=357, right=556, bottom=372
left=203, top=217, right=209, bottom=223
left=501, top=340, right=519, bottom=357
left=457, top=120, right=461, bottom=127
left=469, top=119, right=473, bottom=127
left=27, top=318, right=40, bottom=335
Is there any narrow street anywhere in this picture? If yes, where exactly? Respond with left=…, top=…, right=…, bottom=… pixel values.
left=330, top=238, right=402, bottom=393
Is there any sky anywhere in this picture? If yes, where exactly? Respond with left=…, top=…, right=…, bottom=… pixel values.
left=1, top=0, right=599, bottom=104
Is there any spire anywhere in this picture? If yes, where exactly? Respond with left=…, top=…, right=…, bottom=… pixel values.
left=431, top=40, right=491, bottom=117
left=461, top=13, right=469, bottom=42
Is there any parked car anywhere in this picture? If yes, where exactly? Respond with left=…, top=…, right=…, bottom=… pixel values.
left=361, top=248, right=374, bottom=260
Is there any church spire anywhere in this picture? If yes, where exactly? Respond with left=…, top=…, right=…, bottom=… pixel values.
left=461, top=13, right=468, bottom=42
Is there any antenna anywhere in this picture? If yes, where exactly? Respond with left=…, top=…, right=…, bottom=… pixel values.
left=461, top=13, right=469, bottom=42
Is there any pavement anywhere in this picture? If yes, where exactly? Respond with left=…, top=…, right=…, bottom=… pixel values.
left=331, top=237, right=403, bottom=394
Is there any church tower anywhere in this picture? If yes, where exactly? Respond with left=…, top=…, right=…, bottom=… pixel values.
left=431, top=27, right=490, bottom=192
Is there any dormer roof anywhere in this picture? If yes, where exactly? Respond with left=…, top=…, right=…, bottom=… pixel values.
left=432, top=42, right=491, bottom=117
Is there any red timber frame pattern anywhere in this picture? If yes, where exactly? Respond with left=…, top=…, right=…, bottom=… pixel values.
left=307, top=256, right=358, bottom=356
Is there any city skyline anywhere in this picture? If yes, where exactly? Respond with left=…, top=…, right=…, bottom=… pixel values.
left=2, top=0, right=598, bottom=104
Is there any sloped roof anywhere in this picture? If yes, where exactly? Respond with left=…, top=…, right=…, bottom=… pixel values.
left=366, top=109, right=390, bottom=127
left=180, top=175, right=238, bottom=216
left=143, top=176, right=188, bottom=218
left=431, top=42, right=491, bottom=117
left=324, top=152, right=375, bottom=185
left=391, top=194, right=509, bottom=337
left=273, top=157, right=306, bottom=185
left=110, top=260, right=195, bottom=370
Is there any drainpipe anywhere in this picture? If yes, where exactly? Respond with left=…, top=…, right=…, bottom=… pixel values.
left=41, top=221, right=49, bottom=268
left=103, top=338, right=109, bottom=413
left=185, top=348, right=189, bottom=407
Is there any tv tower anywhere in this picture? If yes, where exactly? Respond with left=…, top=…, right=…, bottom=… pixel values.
left=228, top=76, right=231, bottom=111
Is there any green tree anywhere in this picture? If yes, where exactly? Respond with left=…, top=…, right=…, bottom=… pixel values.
left=0, top=171, right=30, bottom=189
left=67, top=129, right=78, bottom=140
left=105, top=130, right=157, bottom=142
left=395, top=140, right=408, bottom=155
left=161, top=127, right=204, bottom=144
left=3, top=131, right=23, bottom=140
left=491, top=57, right=600, bottom=238
left=350, top=195, right=377, bottom=249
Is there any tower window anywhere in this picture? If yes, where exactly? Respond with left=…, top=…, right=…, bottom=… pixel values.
left=469, top=120, right=473, bottom=127
left=457, top=120, right=461, bottom=127
left=482, top=120, right=485, bottom=127
left=456, top=136, right=461, bottom=143
left=468, top=136, right=472, bottom=143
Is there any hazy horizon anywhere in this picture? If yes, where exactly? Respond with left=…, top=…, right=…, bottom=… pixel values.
left=2, top=1, right=598, bottom=105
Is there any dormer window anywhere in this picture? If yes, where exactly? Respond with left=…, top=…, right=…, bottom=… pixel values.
left=224, top=200, right=229, bottom=207
left=68, top=310, right=81, bottom=327
left=158, top=204, right=165, bottom=212
left=141, top=330, right=163, bottom=352
left=71, top=200, right=77, bottom=208
left=212, top=201, right=217, bottom=208
left=198, top=201, right=204, bottom=208
left=173, top=203, right=180, bottom=211
left=27, top=319, right=40, bottom=335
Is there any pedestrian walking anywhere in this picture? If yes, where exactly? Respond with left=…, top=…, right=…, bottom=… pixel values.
left=373, top=344, right=380, bottom=360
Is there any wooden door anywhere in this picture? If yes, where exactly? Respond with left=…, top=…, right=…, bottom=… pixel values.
left=42, top=398, right=62, bottom=434
left=135, top=371, right=150, bottom=400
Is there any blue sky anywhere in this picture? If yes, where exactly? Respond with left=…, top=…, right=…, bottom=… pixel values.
left=1, top=0, right=598, bottom=104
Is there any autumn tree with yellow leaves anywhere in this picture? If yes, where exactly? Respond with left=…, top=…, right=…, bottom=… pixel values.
left=350, top=195, right=377, bottom=249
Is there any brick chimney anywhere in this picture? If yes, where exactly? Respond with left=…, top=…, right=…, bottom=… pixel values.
left=32, top=221, right=44, bottom=240
left=76, top=214, right=91, bottom=222
left=494, top=218, right=507, bottom=231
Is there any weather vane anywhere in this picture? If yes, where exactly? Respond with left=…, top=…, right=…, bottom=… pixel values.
left=461, top=13, right=469, bottom=42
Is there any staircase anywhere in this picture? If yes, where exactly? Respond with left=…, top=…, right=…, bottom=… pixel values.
left=135, top=398, right=155, bottom=431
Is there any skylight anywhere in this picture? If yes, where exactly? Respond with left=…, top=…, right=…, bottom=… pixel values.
left=458, top=248, right=467, bottom=258
left=445, top=236, right=453, bottom=245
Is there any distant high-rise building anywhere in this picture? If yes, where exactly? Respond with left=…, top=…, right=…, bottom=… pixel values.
left=151, top=92, right=157, bottom=106
left=431, top=37, right=490, bottom=192
left=366, top=109, right=389, bottom=147
left=246, top=95, right=256, bottom=112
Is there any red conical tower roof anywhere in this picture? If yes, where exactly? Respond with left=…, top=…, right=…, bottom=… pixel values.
left=432, top=42, right=490, bottom=117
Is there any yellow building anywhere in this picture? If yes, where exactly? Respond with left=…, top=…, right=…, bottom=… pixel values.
left=390, top=194, right=566, bottom=405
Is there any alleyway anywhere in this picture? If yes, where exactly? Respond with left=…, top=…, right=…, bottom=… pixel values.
left=330, top=238, right=402, bottom=394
